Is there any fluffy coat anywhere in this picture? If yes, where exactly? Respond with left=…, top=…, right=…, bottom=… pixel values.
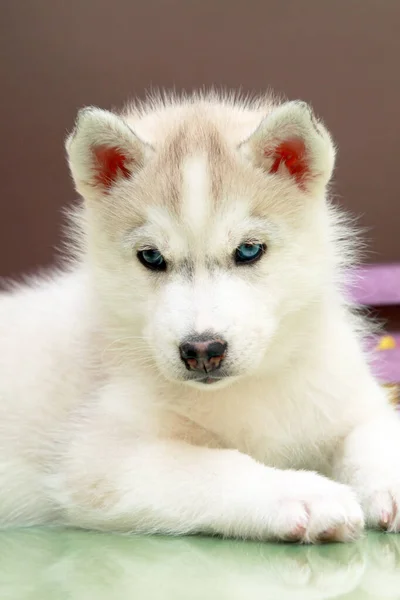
left=1, top=91, right=399, bottom=543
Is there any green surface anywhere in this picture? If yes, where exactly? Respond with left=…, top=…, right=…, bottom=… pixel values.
left=1, top=529, right=400, bottom=599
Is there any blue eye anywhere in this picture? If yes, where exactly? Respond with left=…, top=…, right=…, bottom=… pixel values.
left=235, top=243, right=265, bottom=265
left=137, top=249, right=167, bottom=271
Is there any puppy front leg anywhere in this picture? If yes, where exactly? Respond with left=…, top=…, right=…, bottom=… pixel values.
left=333, top=409, right=400, bottom=532
left=52, top=439, right=363, bottom=542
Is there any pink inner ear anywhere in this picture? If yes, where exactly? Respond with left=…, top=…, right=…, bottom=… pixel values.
left=93, top=145, right=132, bottom=188
left=265, top=138, right=308, bottom=184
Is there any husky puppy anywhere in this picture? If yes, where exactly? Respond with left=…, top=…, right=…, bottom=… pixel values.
left=0, top=92, right=399, bottom=543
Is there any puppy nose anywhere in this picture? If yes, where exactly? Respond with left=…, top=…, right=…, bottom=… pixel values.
left=179, top=338, right=227, bottom=373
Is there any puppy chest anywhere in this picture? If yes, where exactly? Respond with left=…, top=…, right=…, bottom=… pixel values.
left=200, top=398, right=339, bottom=472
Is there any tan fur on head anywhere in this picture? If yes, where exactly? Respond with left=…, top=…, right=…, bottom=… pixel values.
left=66, top=92, right=336, bottom=219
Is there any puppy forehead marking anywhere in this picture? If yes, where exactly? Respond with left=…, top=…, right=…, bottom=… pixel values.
left=181, top=154, right=210, bottom=234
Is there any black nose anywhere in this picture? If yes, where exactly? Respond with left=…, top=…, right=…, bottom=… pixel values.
left=179, top=337, right=227, bottom=373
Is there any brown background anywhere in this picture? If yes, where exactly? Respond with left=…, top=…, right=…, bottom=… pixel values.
left=1, top=0, right=399, bottom=278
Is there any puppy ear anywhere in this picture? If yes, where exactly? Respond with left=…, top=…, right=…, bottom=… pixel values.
left=66, top=107, right=151, bottom=200
left=240, top=101, right=335, bottom=192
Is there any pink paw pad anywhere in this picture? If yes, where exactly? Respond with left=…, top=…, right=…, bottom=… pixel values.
left=381, top=498, right=399, bottom=531
left=285, top=521, right=308, bottom=542
left=318, top=527, right=337, bottom=541
left=379, top=510, right=391, bottom=529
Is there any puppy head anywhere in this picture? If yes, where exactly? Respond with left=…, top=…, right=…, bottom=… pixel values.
left=66, top=96, right=337, bottom=388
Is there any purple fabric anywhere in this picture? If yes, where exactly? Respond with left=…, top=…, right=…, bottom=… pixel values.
left=365, top=334, right=400, bottom=383
left=345, top=264, right=400, bottom=382
left=348, top=263, right=400, bottom=306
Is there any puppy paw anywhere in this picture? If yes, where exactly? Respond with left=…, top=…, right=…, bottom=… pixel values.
left=267, top=472, right=364, bottom=543
left=363, top=486, right=400, bottom=532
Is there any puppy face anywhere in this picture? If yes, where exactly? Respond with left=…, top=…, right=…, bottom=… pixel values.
left=67, top=95, right=336, bottom=388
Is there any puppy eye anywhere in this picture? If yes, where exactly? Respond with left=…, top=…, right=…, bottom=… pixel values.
left=137, top=249, right=167, bottom=272
left=234, top=243, right=265, bottom=265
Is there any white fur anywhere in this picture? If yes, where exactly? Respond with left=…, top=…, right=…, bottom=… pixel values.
left=182, top=154, right=210, bottom=235
left=1, top=91, right=400, bottom=543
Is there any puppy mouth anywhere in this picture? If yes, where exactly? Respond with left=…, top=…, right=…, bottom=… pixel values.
left=197, top=376, right=223, bottom=385
left=184, top=373, right=232, bottom=387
